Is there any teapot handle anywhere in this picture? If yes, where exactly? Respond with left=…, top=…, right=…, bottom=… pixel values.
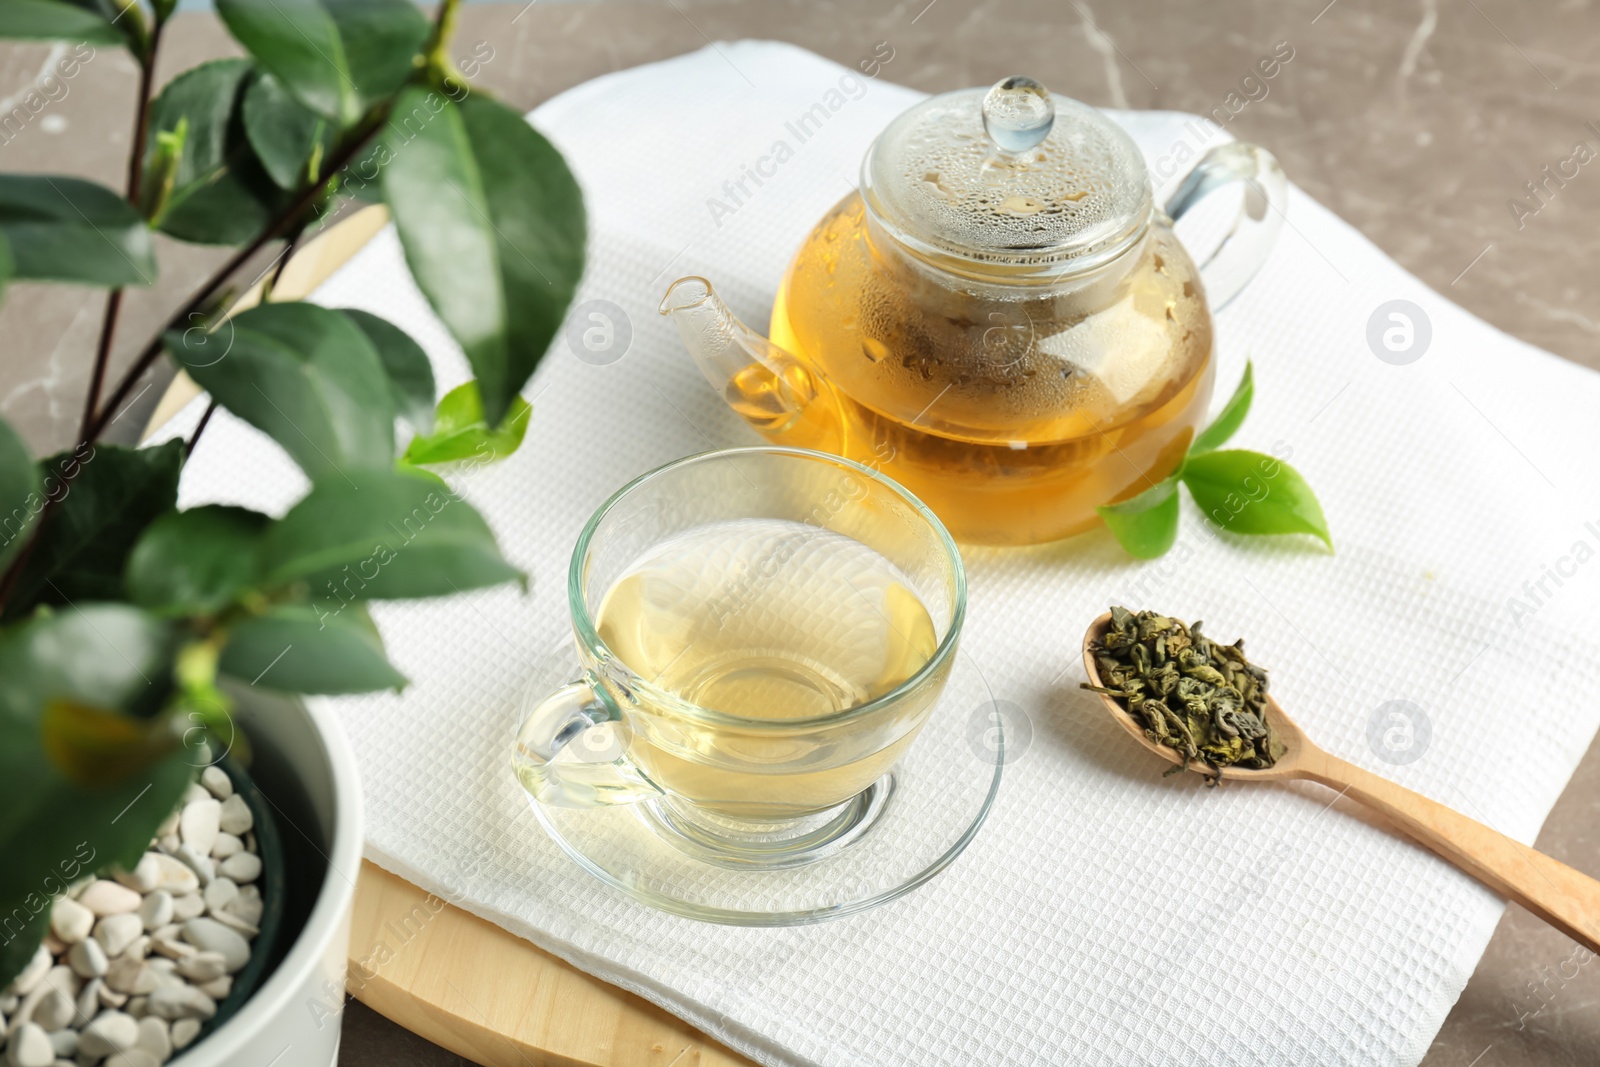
left=1161, top=142, right=1287, bottom=311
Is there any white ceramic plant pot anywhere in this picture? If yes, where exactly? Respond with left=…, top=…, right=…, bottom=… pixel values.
left=171, top=690, right=364, bottom=1067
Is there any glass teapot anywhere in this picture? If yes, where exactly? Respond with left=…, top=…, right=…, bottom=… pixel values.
left=660, top=76, right=1286, bottom=545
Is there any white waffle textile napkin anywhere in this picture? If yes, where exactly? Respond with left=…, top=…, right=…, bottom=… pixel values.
left=152, top=41, right=1600, bottom=1067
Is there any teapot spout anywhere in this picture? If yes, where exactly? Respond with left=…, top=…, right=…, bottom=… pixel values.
left=659, top=277, right=834, bottom=444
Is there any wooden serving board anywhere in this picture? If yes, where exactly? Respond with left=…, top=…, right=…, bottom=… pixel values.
left=349, top=862, right=752, bottom=1067
left=145, top=204, right=755, bottom=1067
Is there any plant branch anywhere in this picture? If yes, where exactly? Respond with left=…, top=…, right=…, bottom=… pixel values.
left=78, top=16, right=166, bottom=443
left=85, top=110, right=390, bottom=444
left=264, top=225, right=304, bottom=299
left=185, top=400, right=217, bottom=458
left=125, top=23, right=163, bottom=205
left=424, top=0, right=463, bottom=73
left=188, top=225, right=304, bottom=459
left=79, top=289, right=124, bottom=442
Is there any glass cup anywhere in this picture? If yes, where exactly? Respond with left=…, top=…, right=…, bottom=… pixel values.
left=513, top=446, right=966, bottom=869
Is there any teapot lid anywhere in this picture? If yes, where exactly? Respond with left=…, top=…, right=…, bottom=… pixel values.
left=861, top=76, right=1152, bottom=273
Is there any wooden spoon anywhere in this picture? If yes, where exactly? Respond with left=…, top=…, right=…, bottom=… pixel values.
left=1082, top=612, right=1600, bottom=953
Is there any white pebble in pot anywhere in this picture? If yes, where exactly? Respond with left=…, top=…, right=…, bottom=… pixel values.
left=149, top=855, right=198, bottom=896
left=79, top=881, right=141, bottom=917
left=210, top=832, right=243, bottom=860
left=49, top=1029, right=78, bottom=1058
left=79, top=1010, right=140, bottom=1058
left=5, top=1022, right=52, bottom=1067
left=150, top=932, right=194, bottom=961
left=138, top=891, right=173, bottom=932
left=49, top=897, right=93, bottom=945
left=66, top=937, right=108, bottom=979
left=179, top=799, right=221, bottom=856
left=203, top=877, right=238, bottom=914
left=217, top=852, right=261, bottom=884
left=196, top=975, right=232, bottom=1001
left=175, top=952, right=229, bottom=983
left=94, top=913, right=143, bottom=958
left=114, top=854, right=162, bottom=894
left=25, top=964, right=79, bottom=1019
left=181, top=919, right=250, bottom=973
left=200, top=766, right=233, bottom=800
left=10, top=945, right=50, bottom=995
left=106, top=1049, right=161, bottom=1067
left=170, top=893, right=206, bottom=923
left=217, top=794, right=253, bottom=835
left=103, top=955, right=147, bottom=996
left=170, top=1017, right=201, bottom=1050
left=98, top=975, right=132, bottom=1008
left=173, top=844, right=214, bottom=887
left=146, top=984, right=216, bottom=1021
left=136, top=1015, right=172, bottom=1060
left=226, top=886, right=263, bottom=926
left=32, top=985, right=75, bottom=1031
left=73, top=976, right=100, bottom=1026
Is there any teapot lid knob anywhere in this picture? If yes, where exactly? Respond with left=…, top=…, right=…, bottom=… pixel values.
left=981, top=76, right=1055, bottom=153
left=861, top=75, right=1151, bottom=271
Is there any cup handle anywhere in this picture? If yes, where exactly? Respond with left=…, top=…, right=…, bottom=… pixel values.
left=1161, top=141, right=1288, bottom=311
left=513, top=675, right=664, bottom=808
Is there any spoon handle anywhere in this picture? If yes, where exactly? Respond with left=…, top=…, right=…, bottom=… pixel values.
left=1302, top=752, right=1600, bottom=953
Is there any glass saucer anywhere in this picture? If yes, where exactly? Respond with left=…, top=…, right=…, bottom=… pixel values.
left=516, top=639, right=1005, bottom=926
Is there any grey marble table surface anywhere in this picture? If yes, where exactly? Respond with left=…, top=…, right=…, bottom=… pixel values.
left=3, top=2, right=1598, bottom=1064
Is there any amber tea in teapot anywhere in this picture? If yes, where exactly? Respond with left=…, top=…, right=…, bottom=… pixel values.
left=663, top=76, right=1285, bottom=545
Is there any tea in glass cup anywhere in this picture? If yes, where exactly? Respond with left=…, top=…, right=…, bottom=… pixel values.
left=513, top=446, right=965, bottom=866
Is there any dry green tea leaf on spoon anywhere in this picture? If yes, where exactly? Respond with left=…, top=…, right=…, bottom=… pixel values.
left=1083, top=606, right=1278, bottom=782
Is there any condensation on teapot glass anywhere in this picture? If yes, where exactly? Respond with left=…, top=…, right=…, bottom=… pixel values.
left=981, top=76, right=1055, bottom=154
left=860, top=72, right=1153, bottom=273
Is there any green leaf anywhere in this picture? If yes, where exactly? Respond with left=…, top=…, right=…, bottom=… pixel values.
left=217, top=0, right=352, bottom=125
left=165, top=301, right=396, bottom=481
left=0, top=0, right=125, bottom=46
left=0, top=175, right=156, bottom=287
left=0, top=606, right=192, bottom=988
left=402, top=381, right=529, bottom=466
left=219, top=602, right=405, bottom=693
left=144, top=58, right=286, bottom=246
left=217, top=0, right=429, bottom=127
left=242, top=70, right=337, bottom=190
left=62, top=0, right=145, bottom=51
left=383, top=89, right=585, bottom=427
left=259, top=465, right=524, bottom=599
left=326, top=0, right=430, bottom=107
left=64, top=0, right=140, bottom=33
left=0, top=413, right=41, bottom=573
left=340, top=308, right=435, bottom=433
left=1098, top=476, right=1181, bottom=559
left=0, top=605, right=177, bottom=727
left=125, top=505, right=271, bottom=617
left=337, top=138, right=387, bottom=202
left=0, top=231, right=12, bottom=305
left=1181, top=449, right=1333, bottom=548
left=3, top=442, right=183, bottom=621
left=1191, top=361, right=1254, bottom=455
